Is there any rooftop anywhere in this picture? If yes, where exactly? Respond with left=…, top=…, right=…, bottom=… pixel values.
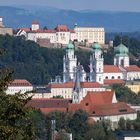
left=104, top=65, right=121, bottom=73
left=9, top=79, right=32, bottom=86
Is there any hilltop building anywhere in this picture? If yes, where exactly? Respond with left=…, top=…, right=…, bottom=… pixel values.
left=6, top=79, right=33, bottom=95
left=16, top=21, right=105, bottom=45
left=0, top=17, right=13, bottom=35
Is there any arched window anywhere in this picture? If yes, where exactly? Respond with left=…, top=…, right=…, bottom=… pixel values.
left=112, top=76, right=114, bottom=79
left=118, top=76, right=120, bottom=79
left=121, top=59, right=124, bottom=67
left=105, top=76, right=108, bottom=79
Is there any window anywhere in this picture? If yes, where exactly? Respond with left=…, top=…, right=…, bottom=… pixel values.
left=85, top=103, right=89, bottom=106
left=92, top=111, right=96, bottom=114
left=121, top=59, right=124, bottom=67
left=105, top=76, right=108, bottom=79
left=119, top=109, right=127, bottom=112
left=112, top=76, right=114, bottom=79
left=118, top=76, right=120, bottom=79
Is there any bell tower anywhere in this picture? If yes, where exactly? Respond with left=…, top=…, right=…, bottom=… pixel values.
left=90, top=43, right=104, bottom=84
left=63, top=42, right=77, bottom=82
left=114, top=43, right=129, bottom=67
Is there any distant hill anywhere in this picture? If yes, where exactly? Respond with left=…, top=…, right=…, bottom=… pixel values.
left=0, top=6, right=140, bottom=32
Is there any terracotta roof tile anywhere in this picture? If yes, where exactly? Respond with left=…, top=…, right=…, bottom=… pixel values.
left=27, top=29, right=56, bottom=33
left=82, top=91, right=114, bottom=105
left=40, top=108, right=67, bottom=114
left=55, top=25, right=70, bottom=32
left=20, top=28, right=31, bottom=32
left=91, top=102, right=136, bottom=116
left=124, top=65, right=140, bottom=72
left=104, top=79, right=125, bottom=85
left=9, top=79, right=32, bottom=86
left=28, top=98, right=71, bottom=109
left=49, top=81, right=102, bottom=88
left=32, top=21, right=39, bottom=25
left=104, top=65, right=121, bottom=73
left=68, top=91, right=135, bottom=116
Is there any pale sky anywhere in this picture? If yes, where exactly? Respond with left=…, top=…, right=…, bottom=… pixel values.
left=0, top=0, right=140, bottom=12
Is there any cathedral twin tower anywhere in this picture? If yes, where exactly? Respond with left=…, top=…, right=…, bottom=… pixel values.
left=63, top=42, right=130, bottom=84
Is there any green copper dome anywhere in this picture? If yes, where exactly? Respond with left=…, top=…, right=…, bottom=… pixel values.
left=92, top=42, right=101, bottom=50
left=115, top=43, right=129, bottom=55
left=66, top=42, right=74, bottom=49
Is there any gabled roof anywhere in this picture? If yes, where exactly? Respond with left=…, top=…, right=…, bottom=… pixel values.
left=9, top=79, right=32, bottom=86
left=104, top=65, right=121, bottom=73
left=68, top=91, right=136, bottom=116
left=82, top=91, right=114, bottom=105
left=124, top=65, right=140, bottom=72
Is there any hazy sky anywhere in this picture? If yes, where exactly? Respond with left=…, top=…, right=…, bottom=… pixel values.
left=0, top=0, right=140, bottom=12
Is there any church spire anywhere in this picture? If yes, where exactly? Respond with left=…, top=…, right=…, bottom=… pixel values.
left=73, top=64, right=81, bottom=93
left=72, top=64, right=81, bottom=103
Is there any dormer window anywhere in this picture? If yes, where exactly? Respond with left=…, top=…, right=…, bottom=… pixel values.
left=119, top=109, right=127, bottom=112
left=92, top=111, right=96, bottom=114
left=85, top=103, right=89, bottom=106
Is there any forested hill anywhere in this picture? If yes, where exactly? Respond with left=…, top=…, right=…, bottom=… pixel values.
left=0, top=35, right=140, bottom=85
left=0, top=35, right=91, bottom=85
left=0, top=35, right=64, bottom=85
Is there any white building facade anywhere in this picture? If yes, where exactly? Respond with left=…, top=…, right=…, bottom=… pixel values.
left=6, top=79, right=33, bottom=95
left=16, top=22, right=105, bottom=45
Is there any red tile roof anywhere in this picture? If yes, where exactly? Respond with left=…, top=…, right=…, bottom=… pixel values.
left=104, top=65, right=121, bottom=73
left=32, top=21, right=39, bottom=25
left=69, top=29, right=75, bottom=33
left=68, top=91, right=135, bottom=116
left=104, top=79, right=125, bottom=85
left=28, top=98, right=71, bottom=109
left=49, top=81, right=102, bottom=88
left=27, top=29, right=56, bottom=33
left=9, top=79, right=32, bottom=86
left=68, top=91, right=114, bottom=112
left=124, top=65, right=140, bottom=72
left=91, top=102, right=135, bottom=116
left=40, top=108, right=67, bottom=114
left=55, top=25, right=70, bottom=32
left=20, top=28, right=31, bottom=32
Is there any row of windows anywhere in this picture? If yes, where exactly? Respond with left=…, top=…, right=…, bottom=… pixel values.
left=8, top=89, right=31, bottom=92
left=105, top=76, right=121, bottom=79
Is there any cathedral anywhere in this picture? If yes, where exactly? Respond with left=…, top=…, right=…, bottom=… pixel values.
left=63, top=42, right=140, bottom=85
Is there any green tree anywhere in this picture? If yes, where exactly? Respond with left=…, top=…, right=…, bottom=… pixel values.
left=118, top=117, right=126, bottom=130
left=0, top=51, right=36, bottom=140
left=69, top=109, right=89, bottom=140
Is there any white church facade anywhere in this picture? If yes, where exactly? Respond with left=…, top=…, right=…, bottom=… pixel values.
left=63, top=41, right=140, bottom=85
left=48, top=41, right=140, bottom=100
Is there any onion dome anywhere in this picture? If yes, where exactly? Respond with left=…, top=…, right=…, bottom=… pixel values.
left=115, top=43, right=129, bottom=55
left=92, top=42, right=101, bottom=50
left=66, top=42, right=74, bottom=49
